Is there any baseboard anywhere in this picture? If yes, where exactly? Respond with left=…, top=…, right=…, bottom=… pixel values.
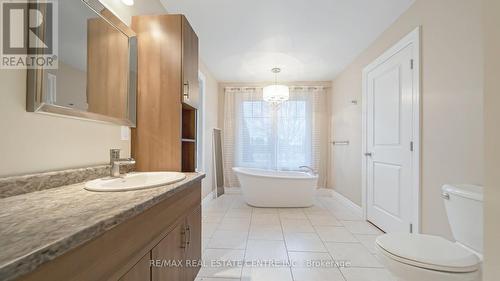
left=331, top=189, right=363, bottom=216
left=316, top=188, right=333, bottom=197
left=202, top=191, right=215, bottom=206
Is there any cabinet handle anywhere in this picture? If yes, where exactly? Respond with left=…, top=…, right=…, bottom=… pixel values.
left=183, top=82, right=190, bottom=100
left=181, top=226, right=187, bottom=248
left=186, top=225, right=191, bottom=246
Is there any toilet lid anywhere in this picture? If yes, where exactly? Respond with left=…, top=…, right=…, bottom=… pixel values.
left=376, top=233, right=480, bottom=273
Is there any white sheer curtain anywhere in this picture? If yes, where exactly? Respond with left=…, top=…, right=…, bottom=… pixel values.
left=223, top=86, right=328, bottom=188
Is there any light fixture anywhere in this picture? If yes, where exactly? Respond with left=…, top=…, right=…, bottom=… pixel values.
left=121, top=0, right=134, bottom=6
left=263, top=68, right=289, bottom=105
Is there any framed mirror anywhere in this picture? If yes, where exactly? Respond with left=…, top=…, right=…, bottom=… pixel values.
left=27, top=0, right=137, bottom=127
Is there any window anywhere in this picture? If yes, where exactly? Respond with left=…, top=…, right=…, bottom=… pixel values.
left=236, top=92, right=313, bottom=170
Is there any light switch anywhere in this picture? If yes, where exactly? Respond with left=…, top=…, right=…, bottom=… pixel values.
left=121, top=126, right=130, bottom=141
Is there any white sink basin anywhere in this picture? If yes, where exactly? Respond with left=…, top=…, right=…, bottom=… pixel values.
left=84, top=172, right=186, bottom=192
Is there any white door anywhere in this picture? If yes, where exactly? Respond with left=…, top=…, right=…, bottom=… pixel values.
left=364, top=41, right=417, bottom=233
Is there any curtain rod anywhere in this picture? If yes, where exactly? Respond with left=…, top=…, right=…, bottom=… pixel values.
left=224, top=86, right=330, bottom=90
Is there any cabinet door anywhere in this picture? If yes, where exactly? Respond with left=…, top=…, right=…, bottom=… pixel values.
left=152, top=224, right=186, bottom=281
left=184, top=207, right=202, bottom=281
left=119, top=252, right=151, bottom=281
left=182, top=17, right=199, bottom=109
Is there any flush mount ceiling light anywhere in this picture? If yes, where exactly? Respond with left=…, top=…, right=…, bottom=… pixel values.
left=121, top=0, right=134, bottom=6
left=263, top=68, right=289, bottom=105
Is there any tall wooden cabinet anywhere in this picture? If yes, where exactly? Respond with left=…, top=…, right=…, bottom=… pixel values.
left=131, top=15, right=199, bottom=172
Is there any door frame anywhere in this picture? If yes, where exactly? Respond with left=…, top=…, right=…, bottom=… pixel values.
left=361, top=27, right=421, bottom=233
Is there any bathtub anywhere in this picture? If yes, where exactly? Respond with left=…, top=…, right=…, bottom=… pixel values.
left=232, top=167, right=318, bottom=207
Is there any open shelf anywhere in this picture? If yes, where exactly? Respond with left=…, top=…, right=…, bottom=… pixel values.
left=181, top=103, right=197, bottom=172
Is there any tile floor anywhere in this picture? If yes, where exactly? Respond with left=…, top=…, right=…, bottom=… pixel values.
left=196, top=193, right=396, bottom=281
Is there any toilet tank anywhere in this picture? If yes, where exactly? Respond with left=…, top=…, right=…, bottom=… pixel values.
left=442, top=184, right=483, bottom=254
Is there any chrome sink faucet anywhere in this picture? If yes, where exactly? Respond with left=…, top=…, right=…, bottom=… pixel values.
left=110, top=149, right=136, bottom=178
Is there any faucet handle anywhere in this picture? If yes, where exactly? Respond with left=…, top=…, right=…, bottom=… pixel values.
left=110, top=149, right=121, bottom=163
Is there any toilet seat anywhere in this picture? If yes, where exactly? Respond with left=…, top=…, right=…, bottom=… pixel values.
left=376, top=233, right=480, bottom=273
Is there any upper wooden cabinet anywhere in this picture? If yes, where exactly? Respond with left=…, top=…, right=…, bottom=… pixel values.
left=131, top=15, right=199, bottom=172
left=182, top=18, right=200, bottom=109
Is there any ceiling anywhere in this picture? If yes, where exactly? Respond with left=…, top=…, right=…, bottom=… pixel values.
left=160, top=0, right=414, bottom=82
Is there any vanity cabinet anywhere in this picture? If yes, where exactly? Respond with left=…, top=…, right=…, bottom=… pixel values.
left=183, top=207, right=202, bottom=281
left=151, top=207, right=202, bottom=281
left=16, top=180, right=202, bottom=281
left=131, top=14, right=199, bottom=173
left=119, top=253, right=151, bottom=281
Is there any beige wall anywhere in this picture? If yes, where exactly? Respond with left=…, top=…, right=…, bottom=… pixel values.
left=328, top=0, right=483, bottom=239
left=0, top=0, right=167, bottom=177
left=199, top=61, right=220, bottom=198
left=483, top=0, right=500, bottom=279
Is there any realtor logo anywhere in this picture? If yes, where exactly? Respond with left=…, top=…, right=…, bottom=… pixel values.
left=1, top=0, right=58, bottom=69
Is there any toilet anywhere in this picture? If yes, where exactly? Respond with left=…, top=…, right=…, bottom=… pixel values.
left=375, top=184, right=483, bottom=281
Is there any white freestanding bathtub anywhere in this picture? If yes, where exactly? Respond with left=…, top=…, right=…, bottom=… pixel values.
left=232, top=167, right=318, bottom=207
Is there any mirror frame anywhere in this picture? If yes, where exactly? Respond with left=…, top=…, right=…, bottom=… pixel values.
left=26, top=0, right=137, bottom=127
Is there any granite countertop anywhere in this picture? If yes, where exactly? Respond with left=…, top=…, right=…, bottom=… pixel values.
left=0, top=172, right=205, bottom=281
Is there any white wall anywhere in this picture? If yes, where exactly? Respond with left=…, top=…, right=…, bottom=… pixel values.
left=199, top=61, right=220, bottom=198
left=483, top=0, right=500, bottom=279
left=0, top=0, right=167, bottom=177
left=328, top=0, right=483, bottom=239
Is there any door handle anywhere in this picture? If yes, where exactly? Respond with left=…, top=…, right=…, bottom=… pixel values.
left=364, top=152, right=373, bottom=157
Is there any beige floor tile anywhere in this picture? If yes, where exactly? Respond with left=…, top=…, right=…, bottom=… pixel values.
left=221, top=217, right=252, bottom=225
left=198, top=195, right=394, bottom=281
left=315, top=226, right=358, bottom=243
left=326, top=242, right=383, bottom=268
left=281, top=219, right=315, bottom=233
left=198, top=249, right=244, bottom=279
left=278, top=209, right=308, bottom=220
left=253, top=208, right=279, bottom=214
left=203, top=223, right=219, bottom=238
left=208, top=230, right=248, bottom=249
left=342, top=221, right=383, bottom=235
left=354, top=234, right=379, bottom=254
left=217, top=222, right=251, bottom=232
left=203, top=215, right=224, bottom=223
left=245, top=240, right=289, bottom=262
left=331, top=210, right=364, bottom=221
left=307, top=214, right=343, bottom=226
left=241, top=267, right=293, bottom=281
left=341, top=267, right=396, bottom=281
left=251, top=213, right=281, bottom=225
left=249, top=224, right=284, bottom=240
left=288, top=251, right=334, bottom=268
left=291, top=267, right=345, bottom=281
left=225, top=208, right=253, bottom=218
left=284, top=233, right=327, bottom=252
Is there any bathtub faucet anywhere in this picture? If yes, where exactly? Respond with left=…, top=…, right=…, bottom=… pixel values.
left=299, top=166, right=317, bottom=175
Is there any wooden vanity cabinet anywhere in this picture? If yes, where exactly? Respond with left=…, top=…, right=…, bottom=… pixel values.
left=151, top=206, right=202, bottom=281
left=183, top=207, right=202, bottom=281
left=131, top=14, right=199, bottom=173
left=119, top=253, right=151, bottom=281
left=16, top=180, right=202, bottom=281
